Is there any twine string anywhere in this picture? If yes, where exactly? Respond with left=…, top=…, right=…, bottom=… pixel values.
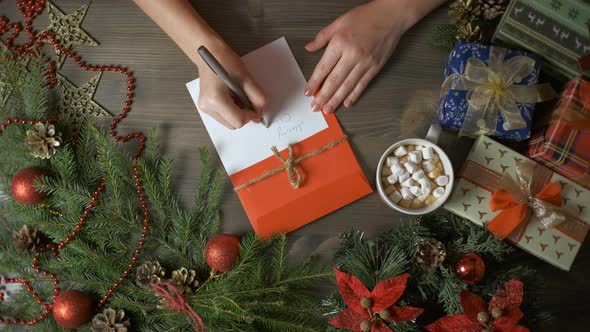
left=234, top=137, right=347, bottom=191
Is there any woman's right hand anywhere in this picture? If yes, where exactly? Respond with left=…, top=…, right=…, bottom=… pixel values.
left=196, top=42, right=267, bottom=129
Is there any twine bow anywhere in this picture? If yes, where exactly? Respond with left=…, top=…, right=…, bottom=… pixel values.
left=234, top=137, right=347, bottom=191
left=488, top=162, right=566, bottom=240
left=441, top=46, right=556, bottom=137
left=151, top=282, right=206, bottom=332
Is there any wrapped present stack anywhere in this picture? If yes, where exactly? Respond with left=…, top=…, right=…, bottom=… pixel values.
left=493, top=0, right=590, bottom=80
left=437, top=41, right=556, bottom=141
left=529, top=78, right=590, bottom=188
left=444, top=135, right=589, bottom=271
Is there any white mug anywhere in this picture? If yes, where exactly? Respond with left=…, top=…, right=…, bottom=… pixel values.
left=375, top=125, right=454, bottom=215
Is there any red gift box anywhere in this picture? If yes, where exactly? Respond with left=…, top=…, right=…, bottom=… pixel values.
left=529, top=79, right=590, bottom=189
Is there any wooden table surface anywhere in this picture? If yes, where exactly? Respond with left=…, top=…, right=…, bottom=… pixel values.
left=2, top=1, right=588, bottom=331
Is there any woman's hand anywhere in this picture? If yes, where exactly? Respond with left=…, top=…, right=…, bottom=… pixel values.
left=304, top=0, right=417, bottom=113
left=196, top=42, right=267, bottom=129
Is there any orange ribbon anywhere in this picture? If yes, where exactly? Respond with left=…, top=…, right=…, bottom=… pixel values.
left=488, top=163, right=566, bottom=240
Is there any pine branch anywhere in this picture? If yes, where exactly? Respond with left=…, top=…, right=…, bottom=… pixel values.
left=429, top=24, right=458, bottom=51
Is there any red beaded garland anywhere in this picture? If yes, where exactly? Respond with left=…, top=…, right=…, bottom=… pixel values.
left=0, top=0, right=150, bottom=326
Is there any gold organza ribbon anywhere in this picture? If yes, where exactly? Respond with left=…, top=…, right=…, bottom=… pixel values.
left=441, top=46, right=557, bottom=137
left=488, top=162, right=566, bottom=239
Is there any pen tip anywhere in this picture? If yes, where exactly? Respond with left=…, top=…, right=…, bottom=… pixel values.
left=260, top=116, right=269, bottom=128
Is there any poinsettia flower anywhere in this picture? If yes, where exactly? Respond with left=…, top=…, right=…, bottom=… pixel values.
left=425, top=279, right=529, bottom=332
left=329, top=268, right=423, bottom=332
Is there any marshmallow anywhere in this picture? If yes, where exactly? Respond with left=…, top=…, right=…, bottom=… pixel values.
left=391, top=164, right=406, bottom=176
left=389, top=190, right=403, bottom=203
left=386, top=156, right=399, bottom=167
left=425, top=195, right=437, bottom=205
left=398, top=172, right=410, bottom=184
left=385, top=185, right=396, bottom=195
left=391, top=163, right=405, bottom=176
left=394, top=145, right=408, bottom=157
left=407, top=145, right=416, bottom=152
left=436, top=175, right=449, bottom=186
left=428, top=169, right=442, bottom=179
left=417, top=193, right=430, bottom=202
left=401, top=178, right=415, bottom=188
left=410, top=186, right=422, bottom=197
left=404, top=161, right=419, bottom=174
left=421, top=180, right=433, bottom=195
left=409, top=150, right=423, bottom=164
left=421, top=146, right=434, bottom=160
left=410, top=198, right=423, bottom=209
left=382, top=167, right=393, bottom=177
left=433, top=187, right=445, bottom=198
left=400, top=187, right=413, bottom=200
left=399, top=199, right=412, bottom=208
left=423, top=160, right=436, bottom=172
left=412, top=170, right=426, bottom=181
left=386, top=174, right=398, bottom=185
left=415, top=145, right=424, bottom=150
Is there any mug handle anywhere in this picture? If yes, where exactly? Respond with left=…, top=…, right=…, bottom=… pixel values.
left=425, top=124, right=442, bottom=144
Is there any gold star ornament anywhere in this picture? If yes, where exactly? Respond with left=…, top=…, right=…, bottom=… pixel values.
left=57, top=73, right=111, bottom=127
left=45, top=1, right=98, bottom=68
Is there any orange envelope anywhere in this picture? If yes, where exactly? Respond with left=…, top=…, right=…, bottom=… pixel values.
left=230, top=113, right=372, bottom=237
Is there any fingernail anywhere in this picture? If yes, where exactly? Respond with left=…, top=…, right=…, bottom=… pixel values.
left=322, top=105, right=333, bottom=114
left=311, top=103, right=320, bottom=112
left=305, top=89, right=312, bottom=96
left=343, top=100, right=350, bottom=108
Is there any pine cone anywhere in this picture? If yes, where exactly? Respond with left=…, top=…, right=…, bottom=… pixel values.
left=135, top=261, right=165, bottom=289
left=12, top=225, right=41, bottom=252
left=456, top=22, right=484, bottom=42
left=449, top=0, right=483, bottom=24
left=414, top=239, right=446, bottom=271
left=91, top=308, right=131, bottom=332
left=169, top=267, right=200, bottom=295
left=25, top=122, right=61, bottom=160
left=482, top=0, right=507, bottom=20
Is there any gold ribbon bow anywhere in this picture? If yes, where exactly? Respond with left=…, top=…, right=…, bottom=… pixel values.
left=488, top=162, right=566, bottom=240
left=441, top=46, right=556, bottom=137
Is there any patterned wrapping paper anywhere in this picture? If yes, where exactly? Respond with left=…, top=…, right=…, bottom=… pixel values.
left=493, top=0, right=590, bottom=79
left=529, top=79, right=590, bottom=188
left=438, top=41, right=541, bottom=142
left=445, top=135, right=590, bottom=271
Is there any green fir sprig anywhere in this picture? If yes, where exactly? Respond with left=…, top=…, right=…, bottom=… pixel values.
left=0, top=45, right=330, bottom=331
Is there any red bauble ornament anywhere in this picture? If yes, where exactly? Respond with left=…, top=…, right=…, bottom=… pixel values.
left=11, top=167, right=47, bottom=205
left=52, top=290, right=94, bottom=328
left=204, top=234, right=241, bottom=272
left=455, top=252, right=485, bottom=284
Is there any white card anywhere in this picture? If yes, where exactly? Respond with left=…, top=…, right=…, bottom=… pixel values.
left=186, top=37, right=328, bottom=175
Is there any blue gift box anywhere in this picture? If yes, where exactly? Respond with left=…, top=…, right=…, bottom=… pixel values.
left=437, top=41, right=542, bottom=142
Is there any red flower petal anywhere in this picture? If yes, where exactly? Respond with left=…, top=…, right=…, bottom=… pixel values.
left=389, top=305, right=424, bottom=322
left=489, top=279, right=524, bottom=311
left=328, top=307, right=368, bottom=331
left=371, top=319, right=393, bottom=332
left=334, top=267, right=371, bottom=315
left=460, top=290, right=488, bottom=322
left=425, top=314, right=482, bottom=332
left=511, top=325, right=530, bottom=332
left=492, top=307, right=524, bottom=332
left=371, top=273, right=410, bottom=312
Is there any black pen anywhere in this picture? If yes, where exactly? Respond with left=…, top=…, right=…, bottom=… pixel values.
left=197, top=46, right=269, bottom=127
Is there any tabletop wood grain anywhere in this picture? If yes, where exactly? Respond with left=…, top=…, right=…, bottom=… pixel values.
left=1, top=1, right=588, bottom=331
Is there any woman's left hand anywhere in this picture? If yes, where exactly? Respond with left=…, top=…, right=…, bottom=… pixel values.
left=304, top=0, right=415, bottom=113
